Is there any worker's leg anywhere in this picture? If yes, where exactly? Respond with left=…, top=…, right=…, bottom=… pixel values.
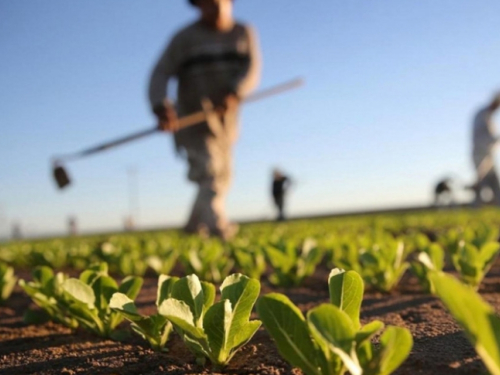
left=484, top=168, right=500, bottom=205
left=183, top=146, right=210, bottom=234
left=274, top=194, right=284, bottom=221
left=183, top=135, right=234, bottom=237
left=203, top=135, right=234, bottom=237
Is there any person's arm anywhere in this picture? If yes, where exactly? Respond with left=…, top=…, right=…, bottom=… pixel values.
left=148, top=35, right=181, bottom=132
left=233, top=26, right=262, bottom=100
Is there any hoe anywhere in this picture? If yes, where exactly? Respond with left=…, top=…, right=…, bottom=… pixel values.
left=52, top=78, right=303, bottom=189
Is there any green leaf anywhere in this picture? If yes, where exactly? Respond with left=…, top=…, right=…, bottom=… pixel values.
left=171, top=275, right=205, bottom=324
left=376, top=326, right=413, bottom=375
left=428, top=244, right=445, bottom=271
left=91, top=275, right=118, bottom=312
left=33, top=266, right=54, bottom=286
left=159, top=298, right=206, bottom=340
left=204, top=299, right=233, bottom=364
left=257, top=293, right=320, bottom=375
left=231, top=320, right=261, bottom=352
left=119, top=276, right=143, bottom=300
left=430, top=271, right=500, bottom=375
left=307, top=304, right=361, bottom=375
left=156, top=275, right=178, bottom=306
left=479, top=242, right=500, bottom=270
left=63, top=278, right=95, bottom=309
left=201, top=281, right=216, bottom=314
left=328, top=268, right=363, bottom=330
left=220, top=274, right=261, bottom=349
left=355, top=320, right=384, bottom=345
left=109, top=293, right=142, bottom=320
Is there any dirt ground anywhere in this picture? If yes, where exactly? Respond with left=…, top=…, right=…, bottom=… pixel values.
left=1, top=263, right=499, bottom=375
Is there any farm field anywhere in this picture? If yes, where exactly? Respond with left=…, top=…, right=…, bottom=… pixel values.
left=1, top=208, right=500, bottom=375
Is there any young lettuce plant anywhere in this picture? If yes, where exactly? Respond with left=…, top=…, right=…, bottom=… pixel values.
left=0, top=262, right=17, bottom=303
left=264, top=238, right=323, bottom=287
left=146, top=251, right=178, bottom=276
left=158, top=273, right=261, bottom=368
left=410, top=243, right=444, bottom=293
left=110, top=275, right=178, bottom=351
left=180, top=240, right=234, bottom=283
left=430, top=271, right=500, bottom=375
left=62, top=263, right=143, bottom=338
left=232, top=246, right=266, bottom=280
left=359, top=241, right=409, bottom=292
left=331, top=242, right=363, bottom=275
left=257, top=269, right=413, bottom=375
left=451, top=240, right=500, bottom=290
left=19, top=266, right=78, bottom=328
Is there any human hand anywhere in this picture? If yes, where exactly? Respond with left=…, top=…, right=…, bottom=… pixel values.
left=153, top=101, right=178, bottom=132
left=222, top=92, right=240, bottom=113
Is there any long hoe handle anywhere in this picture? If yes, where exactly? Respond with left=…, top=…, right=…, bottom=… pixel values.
left=54, top=77, right=304, bottom=163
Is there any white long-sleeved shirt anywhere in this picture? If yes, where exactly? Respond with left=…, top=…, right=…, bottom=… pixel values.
left=473, top=107, right=498, bottom=164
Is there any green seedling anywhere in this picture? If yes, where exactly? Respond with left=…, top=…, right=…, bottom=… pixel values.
left=257, top=269, right=413, bottom=375
left=359, top=241, right=409, bottom=292
left=110, top=275, right=178, bottom=351
left=451, top=240, right=500, bottom=290
left=430, top=271, right=500, bottom=375
left=146, top=252, right=178, bottom=276
left=233, top=246, right=266, bottom=280
left=264, top=238, right=323, bottom=287
left=159, top=273, right=261, bottom=368
left=62, top=263, right=143, bottom=338
left=19, top=266, right=78, bottom=328
left=410, top=243, right=444, bottom=293
left=0, top=262, right=17, bottom=303
left=180, top=240, right=234, bottom=283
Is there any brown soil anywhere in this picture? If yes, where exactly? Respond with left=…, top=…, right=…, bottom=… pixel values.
left=1, top=264, right=499, bottom=375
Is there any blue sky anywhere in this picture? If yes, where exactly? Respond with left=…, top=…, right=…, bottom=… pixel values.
left=1, top=0, right=500, bottom=238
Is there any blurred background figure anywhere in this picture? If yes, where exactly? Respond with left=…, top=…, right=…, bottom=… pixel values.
left=149, top=0, right=261, bottom=240
left=67, top=216, right=78, bottom=236
left=11, top=223, right=22, bottom=240
left=472, top=93, right=500, bottom=206
left=434, top=178, right=454, bottom=206
left=272, top=169, right=291, bottom=221
left=124, top=216, right=135, bottom=232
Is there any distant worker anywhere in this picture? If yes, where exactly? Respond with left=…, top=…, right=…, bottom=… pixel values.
left=67, top=216, right=78, bottom=236
left=124, top=216, right=135, bottom=232
left=11, top=223, right=22, bottom=240
left=272, top=169, right=291, bottom=221
left=472, top=93, right=500, bottom=206
left=148, top=0, right=261, bottom=239
left=434, top=178, right=453, bottom=206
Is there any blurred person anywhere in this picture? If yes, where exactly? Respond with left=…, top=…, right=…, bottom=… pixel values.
left=433, top=178, right=455, bottom=206
left=67, top=216, right=78, bottom=236
left=124, top=215, right=135, bottom=232
left=148, top=0, right=261, bottom=240
left=472, top=93, right=500, bottom=206
left=272, top=169, right=291, bottom=221
left=11, top=223, right=22, bottom=240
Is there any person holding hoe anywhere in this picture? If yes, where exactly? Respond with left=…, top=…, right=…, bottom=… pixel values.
left=472, top=93, right=500, bottom=206
left=148, top=0, right=261, bottom=239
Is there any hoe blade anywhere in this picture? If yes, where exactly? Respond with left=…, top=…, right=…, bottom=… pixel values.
left=53, top=165, right=71, bottom=189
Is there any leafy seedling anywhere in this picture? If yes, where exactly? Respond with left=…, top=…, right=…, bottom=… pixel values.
left=451, top=240, right=500, bottom=290
left=0, top=262, right=17, bottom=304
left=430, top=271, right=500, bottom=375
left=62, top=263, right=143, bottom=338
left=19, top=266, right=78, bottom=328
left=110, top=275, right=178, bottom=351
left=159, top=273, right=261, bottom=368
left=410, top=243, right=444, bottom=293
left=258, top=269, right=413, bottom=375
